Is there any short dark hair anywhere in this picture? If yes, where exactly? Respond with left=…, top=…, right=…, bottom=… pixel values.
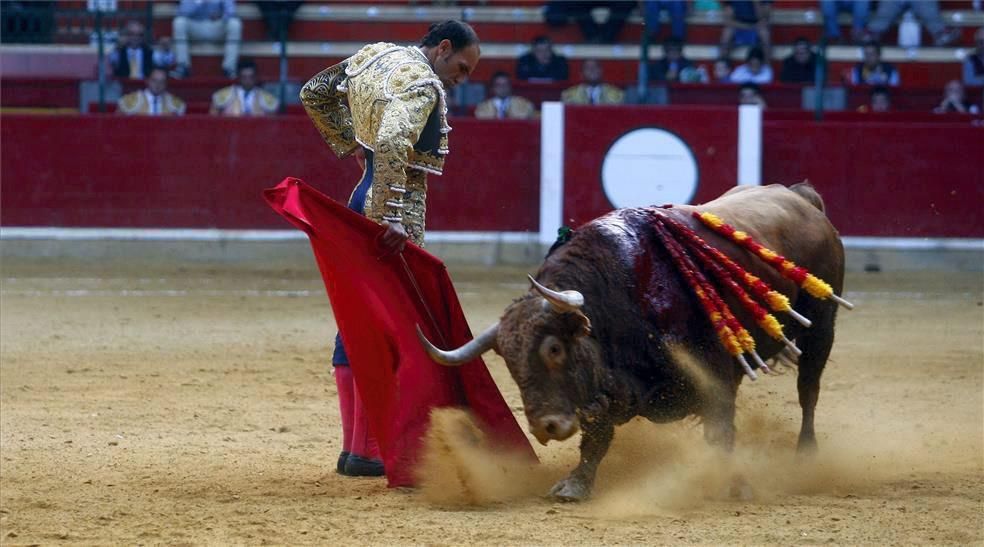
left=237, top=58, right=258, bottom=73
left=793, top=36, right=810, bottom=46
left=747, top=47, right=765, bottom=62
left=491, top=71, right=511, bottom=82
left=664, top=37, right=684, bottom=50
left=871, top=85, right=890, bottom=99
left=420, top=20, right=480, bottom=51
left=532, top=35, right=551, bottom=46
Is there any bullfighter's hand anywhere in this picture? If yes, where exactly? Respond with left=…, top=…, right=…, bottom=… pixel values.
left=380, top=221, right=408, bottom=253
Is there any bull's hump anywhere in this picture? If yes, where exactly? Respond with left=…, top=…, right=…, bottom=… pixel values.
left=583, top=209, right=648, bottom=261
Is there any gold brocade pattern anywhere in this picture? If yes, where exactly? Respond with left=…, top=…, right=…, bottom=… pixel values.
left=560, top=84, right=625, bottom=105
left=300, top=42, right=448, bottom=241
left=299, top=62, right=359, bottom=158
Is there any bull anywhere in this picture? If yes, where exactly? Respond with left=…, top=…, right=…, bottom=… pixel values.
left=418, top=183, right=846, bottom=501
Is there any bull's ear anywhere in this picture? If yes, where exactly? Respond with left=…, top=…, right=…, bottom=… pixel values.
left=573, top=311, right=592, bottom=338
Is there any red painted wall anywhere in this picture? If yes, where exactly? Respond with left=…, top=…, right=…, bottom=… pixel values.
left=1, top=111, right=981, bottom=238
left=0, top=115, right=540, bottom=232
left=562, top=105, right=739, bottom=227
left=762, top=119, right=984, bottom=238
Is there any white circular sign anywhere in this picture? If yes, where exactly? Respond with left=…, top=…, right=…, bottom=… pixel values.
left=601, top=128, right=699, bottom=208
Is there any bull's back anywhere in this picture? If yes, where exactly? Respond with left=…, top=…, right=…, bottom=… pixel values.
left=677, top=184, right=844, bottom=290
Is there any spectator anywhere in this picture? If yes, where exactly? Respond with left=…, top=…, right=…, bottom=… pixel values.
left=819, top=0, right=870, bottom=44
left=516, top=35, right=569, bottom=82
left=544, top=1, right=636, bottom=44
left=738, top=82, right=766, bottom=107
left=116, top=68, right=186, bottom=116
left=642, top=0, right=686, bottom=42
left=210, top=59, right=279, bottom=116
left=650, top=37, right=693, bottom=82
left=712, top=57, right=732, bottom=82
left=172, top=0, right=243, bottom=78
left=154, top=36, right=177, bottom=72
left=867, top=0, right=960, bottom=47
left=963, top=27, right=984, bottom=86
left=561, top=59, right=624, bottom=104
left=850, top=41, right=899, bottom=86
left=933, top=80, right=981, bottom=114
left=719, top=0, right=771, bottom=58
left=729, top=46, right=773, bottom=84
left=780, top=37, right=816, bottom=83
left=109, top=21, right=155, bottom=80
left=475, top=72, right=536, bottom=119
left=255, top=1, right=302, bottom=41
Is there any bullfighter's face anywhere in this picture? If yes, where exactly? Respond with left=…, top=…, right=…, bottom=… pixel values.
left=495, top=296, right=590, bottom=445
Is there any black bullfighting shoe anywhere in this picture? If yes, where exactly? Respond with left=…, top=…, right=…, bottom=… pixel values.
left=342, top=454, right=385, bottom=477
left=336, top=451, right=350, bottom=474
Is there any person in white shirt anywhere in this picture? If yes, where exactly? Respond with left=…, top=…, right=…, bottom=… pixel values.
left=474, top=71, right=536, bottom=119
left=116, top=68, right=187, bottom=116
left=209, top=59, right=279, bottom=116
left=729, top=47, right=774, bottom=85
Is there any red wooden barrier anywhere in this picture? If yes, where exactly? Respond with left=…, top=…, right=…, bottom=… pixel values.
left=1, top=110, right=980, bottom=237
left=0, top=114, right=540, bottom=231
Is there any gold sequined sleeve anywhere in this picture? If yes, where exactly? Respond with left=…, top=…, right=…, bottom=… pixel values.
left=370, top=84, right=438, bottom=224
left=299, top=63, right=359, bottom=158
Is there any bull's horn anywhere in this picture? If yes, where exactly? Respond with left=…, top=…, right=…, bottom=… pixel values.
left=528, top=274, right=584, bottom=312
left=416, top=323, right=499, bottom=367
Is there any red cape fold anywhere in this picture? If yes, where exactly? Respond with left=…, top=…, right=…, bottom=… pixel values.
left=264, top=177, right=536, bottom=487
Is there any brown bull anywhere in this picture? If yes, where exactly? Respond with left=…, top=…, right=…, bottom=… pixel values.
left=419, top=183, right=846, bottom=501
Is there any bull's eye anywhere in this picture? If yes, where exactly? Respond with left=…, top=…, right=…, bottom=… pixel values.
left=538, top=336, right=566, bottom=370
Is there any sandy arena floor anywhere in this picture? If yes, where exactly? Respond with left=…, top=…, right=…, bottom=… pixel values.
left=1, top=257, right=981, bottom=545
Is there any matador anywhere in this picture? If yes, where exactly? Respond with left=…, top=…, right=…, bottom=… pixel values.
left=299, top=21, right=481, bottom=477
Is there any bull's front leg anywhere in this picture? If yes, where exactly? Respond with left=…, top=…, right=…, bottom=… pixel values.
left=549, top=420, right=614, bottom=502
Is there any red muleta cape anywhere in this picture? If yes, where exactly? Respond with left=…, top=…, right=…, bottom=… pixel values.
left=264, top=177, right=536, bottom=487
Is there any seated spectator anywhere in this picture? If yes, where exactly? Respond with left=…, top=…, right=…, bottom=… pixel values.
left=933, top=80, right=981, bottom=114
left=780, top=37, right=816, bottom=83
left=964, top=27, right=984, bottom=86
left=729, top=47, right=773, bottom=84
left=562, top=60, right=624, bottom=105
left=544, top=1, right=636, bottom=44
left=719, top=0, right=771, bottom=58
left=738, top=82, right=766, bottom=108
left=867, top=0, right=960, bottom=47
left=172, top=0, right=243, bottom=78
left=475, top=72, right=536, bottom=120
left=857, top=85, right=891, bottom=112
left=819, top=0, right=870, bottom=44
left=850, top=41, right=899, bottom=86
left=210, top=59, right=279, bottom=116
left=109, top=21, right=155, bottom=80
left=650, top=38, right=693, bottom=82
left=154, top=36, right=177, bottom=73
left=116, top=68, right=186, bottom=116
left=516, top=35, right=569, bottom=82
left=712, top=57, right=732, bottom=82
left=642, top=0, right=687, bottom=42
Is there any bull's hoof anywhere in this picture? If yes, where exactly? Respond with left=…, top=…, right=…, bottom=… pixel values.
left=548, top=477, right=591, bottom=502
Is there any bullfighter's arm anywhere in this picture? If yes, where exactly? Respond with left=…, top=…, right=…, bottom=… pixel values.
left=369, top=84, right=438, bottom=224
left=299, top=63, right=359, bottom=159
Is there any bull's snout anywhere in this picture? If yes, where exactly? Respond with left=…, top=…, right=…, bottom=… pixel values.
left=529, top=414, right=580, bottom=445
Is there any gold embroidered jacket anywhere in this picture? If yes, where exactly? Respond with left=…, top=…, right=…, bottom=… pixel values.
left=117, top=91, right=186, bottom=116
left=210, top=85, right=280, bottom=116
left=299, top=42, right=449, bottom=244
left=560, top=83, right=625, bottom=105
